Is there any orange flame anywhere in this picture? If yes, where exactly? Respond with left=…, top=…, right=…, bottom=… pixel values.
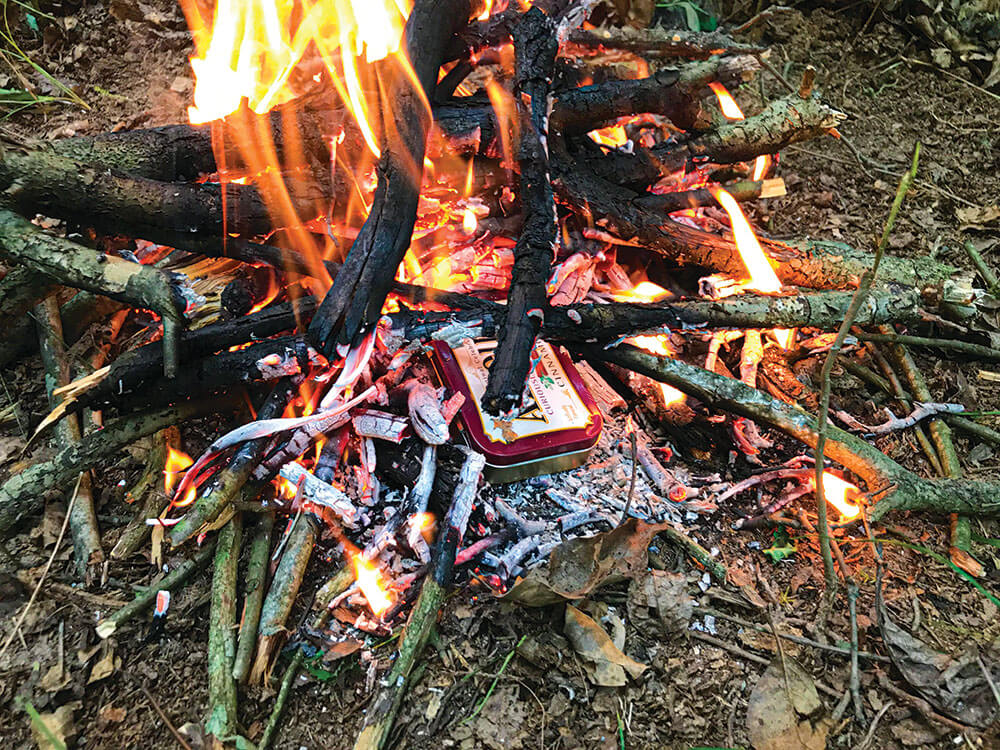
left=709, top=81, right=744, bottom=120
left=713, top=188, right=791, bottom=348
left=818, top=472, right=862, bottom=520
left=613, top=280, right=669, bottom=302
left=164, top=446, right=194, bottom=495
left=182, top=0, right=408, bottom=136
left=352, top=555, right=393, bottom=615
left=588, top=124, right=628, bottom=148
left=249, top=266, right=281, bottom=314
left=709, top=82, right=770, bottom=184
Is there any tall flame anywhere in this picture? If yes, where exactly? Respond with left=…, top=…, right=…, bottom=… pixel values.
left=713, top=188, right=792, bottom=348
left=818, top=472, right=862, bottom=520
left=164, top=446, right=194, bottom=495
left=182, top=0, right=409, bottom=131
left=352, top=555, right=393, bottom=615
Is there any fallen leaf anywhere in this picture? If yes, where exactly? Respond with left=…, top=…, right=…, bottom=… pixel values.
left=627, top=569, right=693, bottom=638
left=563, top=604, right=646, bottom=687
left=746, top=655, right=830, bottom=750
left=98, top=704, right=126, bottom=723
left=87, top=642, right=119, bottom=684
left=880, top=607, right=1000, bottom=727
left=502, top=519, right=667, bottom=606
left=957, top=204, right=1000, bottom=230
left=38, top=663, right=70, bottom=693
left=29, top=703, right=76, bottom=750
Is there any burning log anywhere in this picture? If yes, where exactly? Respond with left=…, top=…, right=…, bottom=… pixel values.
left=481, top=8, right=559, bottom=414
left=166, top=378, right=298, bottom=546
left=0, top=148, right=315, bottom=243
left=110, top=427, right=176, bottom=560
left=308, top=0, right=485, bottom=354
left=0, top=396, right=239, bottom=536
left=34, top=296, right=104, bottom=579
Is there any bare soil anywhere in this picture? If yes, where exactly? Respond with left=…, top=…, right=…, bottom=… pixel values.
left=2, top=3, right=1000, bottom=750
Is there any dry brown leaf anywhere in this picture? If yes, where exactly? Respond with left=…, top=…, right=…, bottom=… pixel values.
left=30, top=703, right=77, bottom=750
left=501, top=519, right=667, bottom=606
left=626, top=568, right=692, bottom=638
left=563, top=604, right=647, bottom=687
left=98, top=704, right=127, bottom=724
left=38, top=663, right=70, bottom=693
left=87, top=642, right=119, bottom=684
left=957, top=204, right=1000, bottom=230
left=746, top=655, right=830, bottom=750
left=880, top=607, right=1000, bottom=727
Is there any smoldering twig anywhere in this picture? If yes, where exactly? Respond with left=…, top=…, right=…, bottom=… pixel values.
left=834, top=402, right=965, bottom=435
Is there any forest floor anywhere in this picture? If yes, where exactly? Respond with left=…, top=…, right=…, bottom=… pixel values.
left=1, top=2, right=1000, bottom=749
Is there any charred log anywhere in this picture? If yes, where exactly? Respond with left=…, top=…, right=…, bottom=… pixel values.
left=482, top=8, right=559, bottom=415
left=308, top=0, right=484, bottom=354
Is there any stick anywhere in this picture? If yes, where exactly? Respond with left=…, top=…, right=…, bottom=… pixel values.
left=855, top=332, right=1000, bottom=362
left=354, top=450, right=485, bottom=750
left=0, top=208, right=188, bottom=375
left=814, top=144, right=920, bottom=590
left=308, top=0, right=483, bottom=354
left=482, top=8, right=558, bottom=414
left=206, top=516, right=243, bottom=741
left=233, top=511, right=273, bottom=684
left=249, top=513, right=320, bottom=685
left=34, top=296, right=103, bottom=579
left=882, top=329, right=983, bottom=577
left=962, top=240, right=1000, bottom=296
left=257, top=648, right=304, bottom=750
left=0, top=396, right=238, bottom=536
left=140, top=684, right=193, bottom=750
left=0, top=266, right=56, bottom=333
left=838, top=355, right=1000, bottom=449
left=565, top=26, right=764, bottom=58
left=634, top=179, right=782, bottom=213
left=167, top=379, right=298, bottom=546
left=96, top=541, right=216, bottom=638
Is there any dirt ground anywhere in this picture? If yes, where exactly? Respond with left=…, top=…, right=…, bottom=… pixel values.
left=2, top=2, right=1000, bottom=749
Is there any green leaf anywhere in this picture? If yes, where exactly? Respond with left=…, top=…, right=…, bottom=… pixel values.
left=763, top=527, right=797, bottom=562
left=25, top=11, right=38, bottom=32
left=683, top=3, right=699, bottom=31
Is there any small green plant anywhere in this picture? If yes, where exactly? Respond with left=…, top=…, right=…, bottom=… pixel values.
left=0, top=0, right=88, bottom=112
left=763, top=526, right=797, bottom=563
left=655, top=0, right=717, bottom=31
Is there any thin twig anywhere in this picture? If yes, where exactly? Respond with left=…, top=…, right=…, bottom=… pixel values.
left=140, top=684, right=193, bottom=750
left=900, top=57, right=1000, bottom=104
left=258, top=648, right=304, bottom=750
left=814, top=143, right=921, bottom=593
left=962, top=241, right=999, bottom=297
left=0, top=475, right=81, bottom=665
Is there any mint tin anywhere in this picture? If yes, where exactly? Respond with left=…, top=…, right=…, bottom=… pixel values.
left=431, top=339, right=603, bottom=483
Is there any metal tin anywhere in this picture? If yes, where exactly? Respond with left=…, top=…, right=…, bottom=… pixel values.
left=431, top=339, right=603, bottom=483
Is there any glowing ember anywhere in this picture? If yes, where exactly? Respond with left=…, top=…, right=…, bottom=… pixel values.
left=712, top=188, right=792, bottom=348
left=352, top=555, right=393, bottom=615
left=163, top=446, right=193, bottom=495
left=818, top=472, right=862, bottom=520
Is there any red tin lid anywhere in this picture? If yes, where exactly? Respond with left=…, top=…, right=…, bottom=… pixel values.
left=431, top=339, right=603, bottom=467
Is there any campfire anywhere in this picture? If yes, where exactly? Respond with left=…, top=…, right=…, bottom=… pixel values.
left=2, top=0, right=999, bottom=747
